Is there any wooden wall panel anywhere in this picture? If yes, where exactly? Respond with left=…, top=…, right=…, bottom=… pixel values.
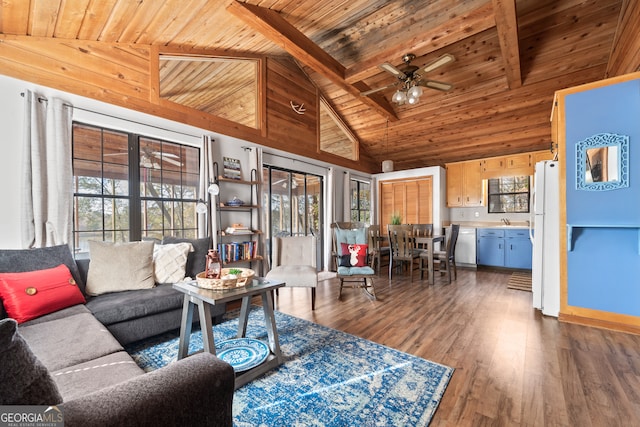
left=0, top=35, right=376, bottom=172
left=265, top=57, right=318, bottom=155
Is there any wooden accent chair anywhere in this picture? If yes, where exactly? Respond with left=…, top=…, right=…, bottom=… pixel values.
left=265, top=235, right=318, bottom=309
left=387, top=224, right=421, bottom=281
left=433, top=224, right=461, bottom=283
left=331, top=222, right=376, bottom=300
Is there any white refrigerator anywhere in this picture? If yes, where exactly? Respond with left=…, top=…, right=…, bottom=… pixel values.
left=530, top=160, right=560, bottom=317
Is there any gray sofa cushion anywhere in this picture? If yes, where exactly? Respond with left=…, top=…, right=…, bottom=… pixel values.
left=52, top=351, right=144, bottom=401
left=18, top=312, right=123, bottom=372
left=162, top=236, right=210, bottom=279
left=86, top=283, right=184, bottom=326
left=20, top=304, right=91, bottom=327
left=0, top=318, right=62, bottom=405
left=0, top=245, right=85, bottom=317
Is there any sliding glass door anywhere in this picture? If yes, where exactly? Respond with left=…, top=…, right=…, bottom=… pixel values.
left=262, top=166, right=323, bottom=268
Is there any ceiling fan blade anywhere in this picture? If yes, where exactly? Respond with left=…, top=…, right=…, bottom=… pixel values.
left=419, top=53, right=455, bottom=74
left=379, top=62, right=407, bottom=79
left=151, top=152, right=183, bottom=166
left=423, top=80, right=454, bottom=91
left=360, top=83, right=397, bottom=97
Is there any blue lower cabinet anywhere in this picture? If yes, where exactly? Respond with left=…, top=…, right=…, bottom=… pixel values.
left=477, top=228, right=532, bottom=269
left=505, top=237, right=533, bottom=269
left=477, top=236, right=504, bottom=266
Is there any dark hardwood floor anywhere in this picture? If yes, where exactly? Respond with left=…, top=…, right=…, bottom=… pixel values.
left=270, top=267, right=640, bottom=426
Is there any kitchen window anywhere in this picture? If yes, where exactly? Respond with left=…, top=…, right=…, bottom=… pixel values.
left=487, top=176, right=530, bottom=213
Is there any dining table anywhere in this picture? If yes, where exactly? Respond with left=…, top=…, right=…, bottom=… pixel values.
left=414, top=234, right=445, bottom=285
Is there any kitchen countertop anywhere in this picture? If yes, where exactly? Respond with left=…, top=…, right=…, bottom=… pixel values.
left=443, top=221, right=531, bottom=229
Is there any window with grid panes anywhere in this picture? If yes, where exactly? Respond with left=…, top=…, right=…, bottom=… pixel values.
left=487, top=176, right=530, bottom=213
left=72, top=123, right=200, bottom=255
left=350, top=179, right=371, bottom=223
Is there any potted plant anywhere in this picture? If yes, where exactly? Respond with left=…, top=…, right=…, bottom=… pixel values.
left=390, top=212, right=402, bottom=225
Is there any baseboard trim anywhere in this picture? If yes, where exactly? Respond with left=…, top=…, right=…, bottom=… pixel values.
left=560, top=313, right=640, bottom=335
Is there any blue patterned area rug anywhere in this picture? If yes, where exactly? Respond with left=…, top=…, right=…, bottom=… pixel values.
left=125, top=308, right=454, bottom=426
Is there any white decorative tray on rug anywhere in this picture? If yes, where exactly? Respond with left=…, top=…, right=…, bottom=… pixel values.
left=216, top=338, right=269, bottom=372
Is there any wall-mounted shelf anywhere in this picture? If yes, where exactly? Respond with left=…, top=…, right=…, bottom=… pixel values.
left=567, top=223, right=640, bottom=253
left=218, top=204, right=261, bottom=211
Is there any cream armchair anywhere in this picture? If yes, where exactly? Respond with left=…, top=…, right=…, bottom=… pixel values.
left=265, top=236, right=318, bottom=310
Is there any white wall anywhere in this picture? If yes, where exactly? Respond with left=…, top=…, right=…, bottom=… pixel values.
left=0, top=78, right=25, bottom=248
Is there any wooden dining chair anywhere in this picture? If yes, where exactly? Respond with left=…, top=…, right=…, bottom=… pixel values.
left=368, top=225, right=390, bottom=276
left=412, top=223, right=434, bottom=254
left=412, top=223, right=433, bottom=238
left=387, top=224, right=420, bottom=281
left=433, top=224, right=460, bottom=283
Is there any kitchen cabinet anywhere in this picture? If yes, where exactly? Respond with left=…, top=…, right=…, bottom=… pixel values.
left=476, top=229, right=505, bottom=266
left=504, top=229, right=532, bottom=269
left=445, top=160, right=483, bottom=207
left=482, top=153, right=532, bottom=178
left=505, top=153, right=531, bottom=171
left=477, top=228, right=532, bottom=269
left=531, top=149, right=554, bottom=165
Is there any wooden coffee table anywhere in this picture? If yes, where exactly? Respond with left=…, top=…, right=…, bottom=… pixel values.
left=172, top=277, right=285, bottom=389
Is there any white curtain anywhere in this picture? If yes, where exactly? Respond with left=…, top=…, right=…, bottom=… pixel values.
left=198, top=135, right=217, bottom=247
left=343, top=170, right=351, bottom=221
left=21, top=91, right=73, bottom=248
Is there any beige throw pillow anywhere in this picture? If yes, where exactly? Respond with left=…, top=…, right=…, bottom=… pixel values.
left=153, top=242, right=193, bottom=284
left=85, top=241, right=155, bottom=296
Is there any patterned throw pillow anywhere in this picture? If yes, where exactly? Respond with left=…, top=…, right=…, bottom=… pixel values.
left=161, top=236, right=211, bottom=278
left=0, top=264, right=86, bottom=324
left=153, top=242, right=194, bottom=284
left=339, top=243, right=368, bottom=267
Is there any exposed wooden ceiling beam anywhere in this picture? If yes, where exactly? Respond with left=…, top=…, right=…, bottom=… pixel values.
left=344, top=2, right=496, bottom=84
left=226, top=0, right=398, bottom=121
left=492, top=0, right=522, bottom=88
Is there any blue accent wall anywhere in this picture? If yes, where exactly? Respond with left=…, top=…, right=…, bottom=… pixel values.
left=565, top=78, right=640, bottom=316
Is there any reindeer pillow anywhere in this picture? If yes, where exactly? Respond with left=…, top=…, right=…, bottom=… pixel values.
left=339, top=243, right=368, bottom=267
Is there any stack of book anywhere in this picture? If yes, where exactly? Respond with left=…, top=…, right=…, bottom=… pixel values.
left=217, top=241, right=258, bottom=263
left=224, top=223, right=252, bottom=235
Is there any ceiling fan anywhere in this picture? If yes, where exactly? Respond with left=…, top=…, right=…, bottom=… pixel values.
left=361, top=53, right=455, bottom=105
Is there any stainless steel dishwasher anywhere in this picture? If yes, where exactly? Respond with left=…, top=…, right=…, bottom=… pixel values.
left=455, top=227, right=477, bottom=268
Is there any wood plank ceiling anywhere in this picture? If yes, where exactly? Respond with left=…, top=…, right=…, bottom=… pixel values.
left=1, top=0, right=638, bottom=171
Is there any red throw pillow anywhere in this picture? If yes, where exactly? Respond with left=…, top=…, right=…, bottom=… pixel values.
left=0, top=264, right=86, bottom=324
left=340, top=243, right=368, bottom=267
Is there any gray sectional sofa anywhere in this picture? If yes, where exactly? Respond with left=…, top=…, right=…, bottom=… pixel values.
left=0, top=243, right=234, bottom=426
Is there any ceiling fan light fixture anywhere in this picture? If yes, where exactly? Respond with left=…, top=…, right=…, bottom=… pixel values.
left=408, top=85, right=423, bottom=99
left=407, top=95, right=420, bottom=105
left=392, top=90, right=406, bottom=104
